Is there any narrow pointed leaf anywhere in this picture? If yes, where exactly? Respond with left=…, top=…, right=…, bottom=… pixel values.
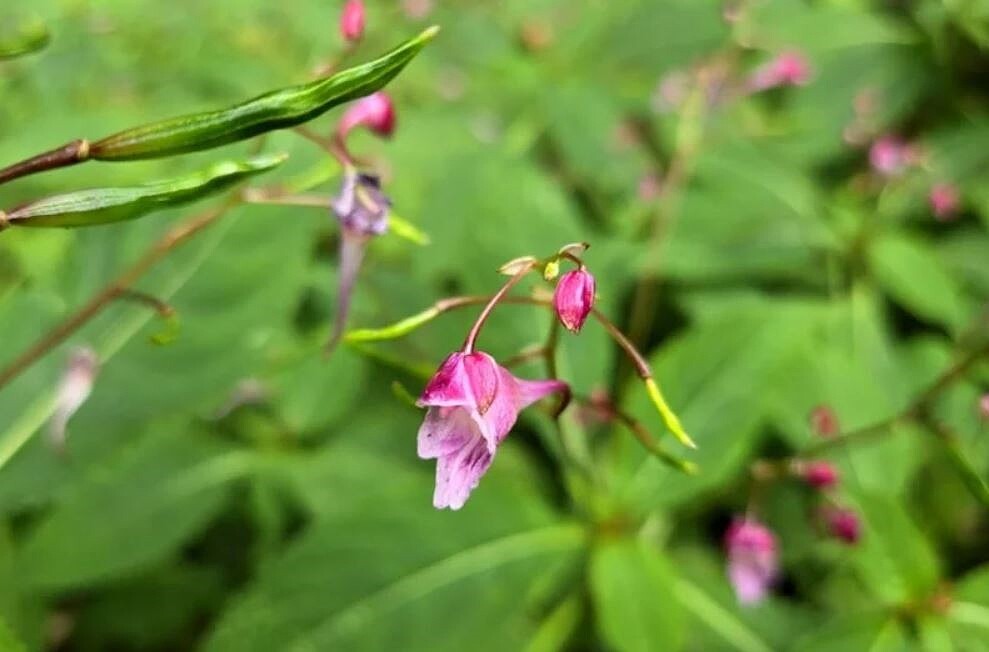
left=3, top=154, right=286, bottom=229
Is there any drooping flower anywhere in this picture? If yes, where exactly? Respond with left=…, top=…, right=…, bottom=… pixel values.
left=553, top=268, right=596, bottom=333
left=823, top=506, right=861, bottom=544
left=416, top=351, right=568, bottom=510
left=869, top=136, right=915, bottom=177
left=48, top=347, right=99, bottom=452
left=809, top=404, right=839, bottom=438
left=725, top=517, right=779, bottom=605
left=339, top=0, right=366, bottom=42
left=325, top=170, right=391, bottom=353
left=748, top=50, right=811, bottom=91
left=929, top=183, right=960, bottom=221
left=800, top=460, right=840, bottom=489
left=336, top=92, right=396, bottom=141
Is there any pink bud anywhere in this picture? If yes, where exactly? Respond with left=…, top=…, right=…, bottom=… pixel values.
left=823, top=507, right=861, bottom=545
left=747, top=50, right=811, bottom=91
left=979, top=394, right=989, bottom=420
left=809, top=404, right=839, bottom=438
left=801, top=461, right=840, bottom=489
left=929, top=183, right=960, bottom=221
left=724, top=517, right=779, bottom=605
left=553, top=268, right=596, bottom=333
left=340, top=0, right=366, bottom=42
left=336, top=92, right=396, bottom=141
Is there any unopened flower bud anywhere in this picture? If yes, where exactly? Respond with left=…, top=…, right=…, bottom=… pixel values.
left=869, top=136, right=915, bottom=177
left=800, top=461, right=840, bottom=489
left=823, top=507, right=861, bottom=545
left=48, top=347, right=99, bottom=452
left=809, top=404, right=839, bottom=438
left=553, top=268, right=596, bottom=333
left=336, top=92, right=396, bottom=141
left=929, top=183, right=960, bottom=221
left=748, top=50, right=811, bottom=91
left=340, top=0, right=366, bottom=42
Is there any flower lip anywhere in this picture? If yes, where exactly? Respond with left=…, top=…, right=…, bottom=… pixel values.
left=725, top=517, right=779, bottom=605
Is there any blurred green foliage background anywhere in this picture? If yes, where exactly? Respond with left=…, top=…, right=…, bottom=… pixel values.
left=2, top=0, right=989, bottom=650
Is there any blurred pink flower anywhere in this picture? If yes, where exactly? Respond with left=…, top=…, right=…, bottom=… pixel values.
left=401, top=0, right=434, bottom=20
left=336, top=92, right=396, bottom=141
left=651, top=71, right=689, bottom=113
left=823, top=507, right=861, bottom=544
left=340, top=0, right=365, bottom=42
left=417, top=352, right=568, bottom=509
left=725, top=518, right=779, bottom=605
left=801, top=461, right=840, bottom=489
left=979, top=394, right=989, bottom=420
left=554, top=269, right=596, bottom=333
left=809, top=404, right=839, bottom=438
left=638, top=172, right=662, bottom=201
left=748, top=50, right=811, bottom=91
left=48, top=347, right=99, bottom=452
left=869, top=136, right=916, bottom=177
left=929, top=183, right=960, bottom=221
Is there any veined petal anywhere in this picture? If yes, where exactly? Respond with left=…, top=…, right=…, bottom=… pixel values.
left=462, top=351, right=500, bottom=414
left=417, top=406, right=481, bottom=460
left=433, top=435, right=492, bottom=510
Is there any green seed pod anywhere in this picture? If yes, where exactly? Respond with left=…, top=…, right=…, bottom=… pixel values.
left=0, top=14, right=50, bottom=60
left=2, top=154, right=286, bottom=229
left=91, top=26, right=439, bottom=161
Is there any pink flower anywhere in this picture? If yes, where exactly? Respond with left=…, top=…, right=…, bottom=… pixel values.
left=801, top=461, right=840, bottom=489
left=823, top=507, right=861, bottom=544
left=336, top=92, right=396, bottom=141
left=809, top=404, right=839, bottom=438
left=340, top=0, right=365, bottom=42
left=417, top=351, right=568, bottom=510
left=725, top=518, right=779, bottom=605
left=48, top=347, right=99, bottom=452
left=748, top=50, right=811, bottom=91
left=553, top=269, right=596, bottom=333
left=929, top=183, right=960, bottom=221
left=869, top=136, right=915, bottom=177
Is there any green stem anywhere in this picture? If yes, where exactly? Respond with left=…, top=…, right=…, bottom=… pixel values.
left=462, top=263, right=537, bottom=353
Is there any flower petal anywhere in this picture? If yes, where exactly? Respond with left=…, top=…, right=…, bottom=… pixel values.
left=462, top=352, right=500, bottom=414
left=516, top=378, right=568, bottom=410
left=417, top=406, right=481, bottom=460
left=432, top=435, right=492, bottom=510
left=417, top=353, right=472, bottom=408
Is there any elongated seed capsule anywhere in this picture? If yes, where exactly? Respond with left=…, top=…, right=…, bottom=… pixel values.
left=4, top=154, right=286, bottom=228
left=0, top=26, right=439, bottom=185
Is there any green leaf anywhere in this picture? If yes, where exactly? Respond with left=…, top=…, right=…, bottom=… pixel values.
left=868, top=233, right=967, bottom=331
left=4, top=154, right=285, bottom=228
left=15, top=428, right=250, bottom=592
left=589, top=538, right=683, bottom=652
left=0, top=618, right=26, bottom=652
left=674, top=578, right=775, bottom=652
left=205, top=449, right=586, bottom=652
left=949, top=565, right=989, bottom=650
left=0, top=14, right=49, bottom=60
left=89, top=27, right=439, bottom=161
left=791, top=614, right=908, bottom=652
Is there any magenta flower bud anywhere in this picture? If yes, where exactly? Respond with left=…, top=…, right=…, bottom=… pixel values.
left=724, top=517, right=779, bottom=605
left=748, top=50, right=811, bottom=91
left=553, top=269, right=596, bottom=333
left=801, top=461, right=840, bottom=489
left=823, top=507, right=861, bottom=545
left=336, top=92, right=396, bottom=141
left=417, top=351, right=568, bottom=510
left=339, top=0, right=365, bottom=42
left=929, top=183, right=960, bottom=221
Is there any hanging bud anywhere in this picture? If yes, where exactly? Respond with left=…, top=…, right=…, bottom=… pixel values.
left=799, top=460, right=840, bottom=489
left=553, top=268, right=596, bottom=333
left=48, top=347, right=99, bottom=453
left=929, top=183, right=960, bottom=221
left=326, top=169, right=391, bottom=354
left=747, top=50, right=811, bottom=91
left=809, top=404, right=839, bottom=438
left=822, top=507, right=861, bottom=545
left=724, top=517, right=779, bottom=605
left=340, top=0, right=366, bottom=42
left=868, top=135, right=917, bottom=177
left=336, top=92, right=396, bottom=142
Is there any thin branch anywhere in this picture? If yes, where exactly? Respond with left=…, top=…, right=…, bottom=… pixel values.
left=0, top=200, right=238, bottom=391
